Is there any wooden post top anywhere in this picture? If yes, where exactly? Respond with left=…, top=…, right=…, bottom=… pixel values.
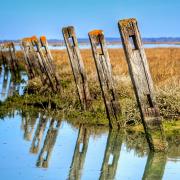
left=40, top=36, right=47, bottom=46
left=31, top=36, right=41, bottom=49
left=2, top=42, right=14, bottom=48
left=118, top=18, right=138, bottom=37
left=22, top=37, right=31, bottom=42
left=62, top=26, right=74, bottom=32
left=31, top=36, right=39, bottom=43
left=118, top=18, right=137, bottom=28
left=21, top=37, right=33, bottom=47
left=88, top=30, right=104, bottom=36
left=62, top=26, right=76, bottom=39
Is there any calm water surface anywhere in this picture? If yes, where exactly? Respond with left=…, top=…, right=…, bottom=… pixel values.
left=0, top=111, right=179, bottom=180
left=0, top=66, right=27, bottom=101
left=0, top=66, right=179, bottom=180
left=48, top=43, right=180, bottom=50
left=15, top=43, right=180, bottom=51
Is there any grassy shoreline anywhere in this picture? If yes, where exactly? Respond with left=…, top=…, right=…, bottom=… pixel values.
left=0, top=48, right=179, bottom=130
left=0, top=93, right=179, bottom=136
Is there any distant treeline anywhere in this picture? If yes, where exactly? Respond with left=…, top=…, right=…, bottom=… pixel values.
left=1, top=37, right=180, bottom=45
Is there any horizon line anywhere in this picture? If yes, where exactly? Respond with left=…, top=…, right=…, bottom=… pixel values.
left=1, top=37, right=180, bottom=41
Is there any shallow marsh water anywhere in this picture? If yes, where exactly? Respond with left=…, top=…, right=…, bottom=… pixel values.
left=0, top=110, right=179, bottom=180
left=0, top=66, right=27, bottom=102
left=14, top=43, right=180, bottom=51
left=0, top=67, right=179, bottom=180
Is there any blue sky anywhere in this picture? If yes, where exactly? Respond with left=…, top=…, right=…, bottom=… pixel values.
left=0, top=0, right=179, bottom=40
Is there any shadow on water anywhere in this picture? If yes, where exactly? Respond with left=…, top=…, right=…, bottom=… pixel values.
left=0, top=65, right=27, bottom=102
left=0, top=109, right=179, bottom=180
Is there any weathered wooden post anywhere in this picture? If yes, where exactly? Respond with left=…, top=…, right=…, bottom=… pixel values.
left=142, top=152, right=167, bottom=180
left=0, top=44, right=5, bottom=65
left=5, top=42, right=19, bottom=72
left=40, top=36, right=54, bottom=66
left=2, top=43, right=11, bottom=69
left=21, top=38, right=38, bottom=79
left=99, top=130, right=123, bottom=180
left=62, top=26, right=91, bottom=110
left=1, top=44, right=5, bottom=65
left=40, top=36, right=61, bottom=91
left=2, top=43, right=10, bottom=68
left=31, top=36, right=57, bottom=92
left=36, top=119, right=61, bottom=168
left=0, top=44, right=6, bottom=65
left=10, top=42, right=19, bottom=71
left=68, top=125, right=90, bottom=180
left=118, top=18, right=167, bottom=151
left=88, top=30, right=122, bottom=129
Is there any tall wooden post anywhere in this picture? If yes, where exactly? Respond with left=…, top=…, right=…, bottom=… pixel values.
left=68, top=125, right=90, bottom=180
left=0, top=44, right=5, bottom=65
left=62, top=26, right=91, bottom=110
left=0, top=44, right=6, bottom=66
left=118, top=18, right=167, bottom=151
left=40, top=36, right=54, bottom=67
left=0, top=44, right=5, bottom=66
left=1, top=43, right=16, bottom=72
left=40, top=36, right=61, bottom=91
left=0, top=44, right=3, bottom=63
left=2, top=43, right=11, bottom=69
left=8, top=42, right=19, bottom=72
left=31, top=36, right=57, bottom=92
left=99, top=130, right=123, bottom=180
left=21, top=38, right=39, bottom=79
left=89, top=30, right=122, bottom=129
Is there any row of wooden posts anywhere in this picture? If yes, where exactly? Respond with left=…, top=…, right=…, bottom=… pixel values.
left=0, top=18, right=167, bottom=152
left=0, top=42, right=19, bottom=74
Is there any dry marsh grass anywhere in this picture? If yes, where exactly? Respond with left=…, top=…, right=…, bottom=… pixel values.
left=14, top=48, right=179, bottom=122
left=52, top=48, right=180, bottom=87
left=51, top=48, right=180, bottom=120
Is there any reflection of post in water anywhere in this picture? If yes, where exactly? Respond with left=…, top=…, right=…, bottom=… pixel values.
left=1, top=66, right=20, bottom=99
left=68, top=125, right=90, bottom=180
left=36, top=119, right=61, bottom=168
left=21, top=113, right=38, bottom=141
left=142, top=152, right=167, bottom=180
left=7, top=81, right=15, bottom=97
left=30, top=115, right=48, bottom=154
left=1, top=67, right=9, bottom=97
left=7, top=73, right=20, bottom=97
left=99, top=130, right=123, bottom=180
left=0, top=65, right=2, bottom=75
